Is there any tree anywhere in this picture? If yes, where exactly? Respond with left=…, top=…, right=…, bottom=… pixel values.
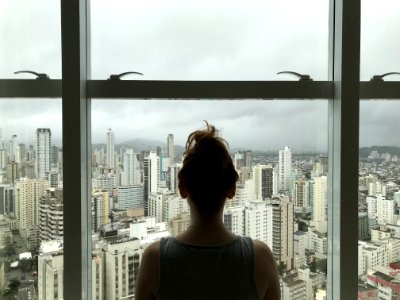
left=20, top=259, right=33, bottom=273
left=310, top=258, right=317, bottom=272
left=5, top=244, right=16, bottom=257
left=278, top=261, right=287, bottom=276
left=8, top=278, right=20, bottom=289
left=316, top=258, right=327, bottom=274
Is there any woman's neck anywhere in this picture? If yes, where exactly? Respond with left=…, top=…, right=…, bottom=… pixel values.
left=174, top=206, right=236, bottom=244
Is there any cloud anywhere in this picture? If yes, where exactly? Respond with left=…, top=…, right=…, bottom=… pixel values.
left=0, top=0, right=399, bottom=151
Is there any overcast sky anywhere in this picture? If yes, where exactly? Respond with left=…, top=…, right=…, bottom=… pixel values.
left=0, top=0, right=399, bottom=151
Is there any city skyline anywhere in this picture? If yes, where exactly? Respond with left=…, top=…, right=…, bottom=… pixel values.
left=1, top=100, right=400, bottom=152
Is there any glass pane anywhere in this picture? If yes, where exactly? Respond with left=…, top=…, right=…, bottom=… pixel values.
left=360, top=0, right=400, bottom=81
left=0, top=0, right=61, bottom=79
left=91, top=99, right=328, bottom=299
left=91, top=1, right=329, bottom=80
left=0, top=99, right=62, bottom=299
left=358, top=100, right=400, bottom=298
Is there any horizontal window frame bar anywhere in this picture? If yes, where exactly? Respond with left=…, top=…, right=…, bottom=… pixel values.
left=0, top=80, right=398, bottom=99
left=87, top=80, right=332, bottom=99
left=359, top=81, right=400, bottom=99
left=0, top=79, right=62, bottom=98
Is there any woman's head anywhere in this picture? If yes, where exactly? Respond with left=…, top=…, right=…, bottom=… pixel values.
left=178, top=122, right=239, bottom=216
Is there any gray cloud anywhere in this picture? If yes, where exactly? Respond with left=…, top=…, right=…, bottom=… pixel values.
left=0, top=0, right=399, bottom=151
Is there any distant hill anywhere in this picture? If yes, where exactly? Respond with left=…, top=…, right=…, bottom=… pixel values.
left=359, top=146, right=400, bottom=158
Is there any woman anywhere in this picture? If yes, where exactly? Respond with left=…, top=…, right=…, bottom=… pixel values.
left=136, top=122, right=280, bottom=300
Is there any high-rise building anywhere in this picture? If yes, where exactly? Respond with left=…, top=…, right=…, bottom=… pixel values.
left=253, top=164, right=274, bottom=200
left=169, top=212, right=191, bottom=236
left=10, top=134, right=20, bottom=163
left=121, top=149, right=140, bottom=186
left=376, top=194, right=395, bottom=225
left=168, top=164, right=181, bottom=194
left=278, top=146, right=292, bottom=192
left=103, top=237, right=143, bottom=299
left=167, top=134, right=174, bottom=164
left=159, top=153, right=170, bottom=187
left=394, top=191, right=400, bottom=207
left=92, top=189, right=110, bottom=232
left=294, top=231, right=307, bottom=269
left=311, top=176, right=327, bottom=233
left=245, top=201, right=273, bottom=246
left=224, top=206, right=246, bottom=236
left=0, top=222, right=12, bottom=249
left=6, top=161, right=19, bottom=184
left=281, top=274, right=307, bottom=300
left=314, top=155, right=328, bottom=176
left=244, top=150, right=252, bottom=167
left=234, top=151, right=244, bottom=170
left=92, top=250, right=104, bottom=300
left=116, top=185, right=143, bottom=211
left=0, top=184, right=15, bottom=216
left=368, top=181, right=387, bottom=197
left=106, top=128, right=115, bottom=169
left=36, top=128, right=51, bottom=179
left=270, top=195, right=294, bottom=270
left=293, top=178, right=311, bottom=214
left=230, top=183, right=247, bottom=208
left=15, top=177, right=48, bottom=231
left=39, top=188, right=64, bottom=242
left=163, top=193, right=189, bottom=222
left=358, top=212, right=369, bottom=240
left=143, top=152, right=159, bottom=216
left=92, top=173, right=117, bottom=193
left=148, top=192, right=164, bottom=222
left=0, top=147, right=6, bottom=169
left=38, top=240, right=64, bottom=300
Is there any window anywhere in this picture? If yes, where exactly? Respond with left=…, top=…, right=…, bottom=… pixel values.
left=1, top=0, right=399, bottom=299
left=0, top=1, right=62, bottom=298
left=91, top=0, right=329, bottom=80
left=357, top=1, right=400, bottom=295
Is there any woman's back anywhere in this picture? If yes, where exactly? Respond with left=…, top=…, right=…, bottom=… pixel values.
left=135, top=123, right=280, bottom=300
left=156, top=236, right=259, bottom=300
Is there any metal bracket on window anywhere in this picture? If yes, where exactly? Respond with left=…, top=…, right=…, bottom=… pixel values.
left=107, top=71, right=143, bottom=80
left=277, top=71, right=313, bottom=81
left=370, top=72, right=400, bottom=82
left=14, top=70, right=50, bottom=80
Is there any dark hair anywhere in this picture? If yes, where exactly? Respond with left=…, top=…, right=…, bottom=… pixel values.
left=178, top=122, right=239, bottom=215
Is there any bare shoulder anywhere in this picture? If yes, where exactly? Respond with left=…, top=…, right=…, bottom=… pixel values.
left=135, top=241, right=160, bottom=300
left=252, top=240, right=280, bottom=300
left=144, top=240, right=161, bottom=257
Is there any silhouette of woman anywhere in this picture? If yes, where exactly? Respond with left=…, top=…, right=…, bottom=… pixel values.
left=136, top=122, right=280, bottom=300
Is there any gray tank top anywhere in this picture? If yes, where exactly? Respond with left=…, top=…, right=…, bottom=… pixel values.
left=156, top=236, right=260, bottom=300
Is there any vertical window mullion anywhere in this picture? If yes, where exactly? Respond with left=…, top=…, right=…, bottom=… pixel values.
left=328, top=0, right=360, bottom=299
left=61, top=0, right=91, bottom=299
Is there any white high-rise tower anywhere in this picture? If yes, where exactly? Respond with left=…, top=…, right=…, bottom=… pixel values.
left=167, top=134, right=174, bottom=164
left=106, top=128, right=115, bottom=169
left=278, top=146, right=292, bottom=192
left=311, top=176, right=328, bottom=233
left=10, top=134, right=20, bottom=163
left=143, top=152, right=160, bottom=216
left=121, top=149, right=140, bottom=185
left=36, top=128, right=51, bottom=179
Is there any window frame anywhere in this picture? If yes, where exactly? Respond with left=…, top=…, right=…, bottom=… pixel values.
left=0, top=0, right=399, bottom=299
